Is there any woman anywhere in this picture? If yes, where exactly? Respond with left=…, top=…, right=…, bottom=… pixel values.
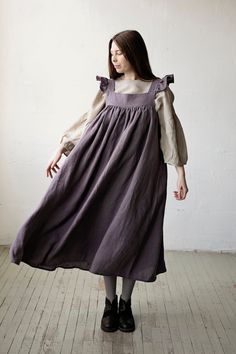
left=10, top=29, right=188, bottom=333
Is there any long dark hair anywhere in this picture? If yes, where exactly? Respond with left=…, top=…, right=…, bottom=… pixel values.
left=108, top=30, right=158, bottom=81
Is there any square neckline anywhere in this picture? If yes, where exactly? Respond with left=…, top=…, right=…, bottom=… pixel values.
left=111, top=78, right=156, bottom=96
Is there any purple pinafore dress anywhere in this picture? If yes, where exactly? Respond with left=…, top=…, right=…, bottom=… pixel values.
left=10, top=74, right=174, bottom=282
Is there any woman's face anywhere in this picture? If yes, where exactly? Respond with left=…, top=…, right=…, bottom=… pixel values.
left=110, top=41, right=133, bottom=74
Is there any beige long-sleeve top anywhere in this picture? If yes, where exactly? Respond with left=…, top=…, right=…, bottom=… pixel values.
left=58, top=76, right=188, bottom=166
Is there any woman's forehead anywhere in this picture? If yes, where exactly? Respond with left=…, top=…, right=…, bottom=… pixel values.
left=110, top=41, right=121, bottom=51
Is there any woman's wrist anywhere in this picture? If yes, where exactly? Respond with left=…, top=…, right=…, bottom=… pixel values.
left=175, top=165, right=185, bottom=176
left=52, top=147, right=63, bottom=157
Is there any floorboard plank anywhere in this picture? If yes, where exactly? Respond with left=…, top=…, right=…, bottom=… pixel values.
left=0, top=246, right=235, bottom=354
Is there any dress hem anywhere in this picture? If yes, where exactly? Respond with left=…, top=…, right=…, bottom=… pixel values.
left=10, top=258, right=167, bottom=283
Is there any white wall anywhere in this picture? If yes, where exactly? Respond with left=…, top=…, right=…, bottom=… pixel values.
left=1, top=0, right=236, bottom=251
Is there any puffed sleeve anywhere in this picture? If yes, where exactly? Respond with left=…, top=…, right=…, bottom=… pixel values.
left=58, top=89, right=106, bottom=156
left=155, top=86, right=188, bottom=166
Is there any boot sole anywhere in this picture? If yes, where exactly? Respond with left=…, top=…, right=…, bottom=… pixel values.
left=101, top=323, right=118, bottom=332
left=118, top=325, right=135, bottom=332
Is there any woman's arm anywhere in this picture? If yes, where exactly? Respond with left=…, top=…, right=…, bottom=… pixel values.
left=58, top=89, right=106, bottom=156
left=154, top=87, right=188, bottom=167
left=154, top=87, right=189, bottom=200
left=45, top=89, right=106, bottom=178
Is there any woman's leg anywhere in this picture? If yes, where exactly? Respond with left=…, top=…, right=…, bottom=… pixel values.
left=101, top=275, right=118, bottom=332
left=103, top=275, right=117, bottom=302
left=118, top=277, right=136, bottom=332
left=121, top=277, right=136, bottom=301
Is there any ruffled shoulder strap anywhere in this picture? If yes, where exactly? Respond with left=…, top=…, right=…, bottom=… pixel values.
left=151, top=74, right=174, bottom=93
left=96, top=75, right=110, bottom=92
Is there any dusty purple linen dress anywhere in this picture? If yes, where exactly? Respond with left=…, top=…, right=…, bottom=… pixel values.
left=9, top=74, right=174, bottom=282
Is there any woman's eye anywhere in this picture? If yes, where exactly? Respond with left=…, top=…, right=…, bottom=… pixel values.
left=111, top=52, right=122, bottom=56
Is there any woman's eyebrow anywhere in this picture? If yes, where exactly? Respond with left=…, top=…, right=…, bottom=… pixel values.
left=110, top=49, right=121, bottom=53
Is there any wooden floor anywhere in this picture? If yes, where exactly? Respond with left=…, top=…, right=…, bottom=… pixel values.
left=0, top=246, right=235, bottom=354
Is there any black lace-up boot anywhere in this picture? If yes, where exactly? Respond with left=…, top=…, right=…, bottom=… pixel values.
left=118, top=295, right=135, bottom=332
left=101, top=294, right=119, bottom=332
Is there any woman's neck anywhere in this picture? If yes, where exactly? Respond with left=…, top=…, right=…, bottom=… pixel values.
left=120, top=72, right=140, bottom=81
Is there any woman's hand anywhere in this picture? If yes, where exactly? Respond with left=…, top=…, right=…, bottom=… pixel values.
left=46, top=149, right=63, bottom=179
left=173, top=165, right=189, bottom=200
